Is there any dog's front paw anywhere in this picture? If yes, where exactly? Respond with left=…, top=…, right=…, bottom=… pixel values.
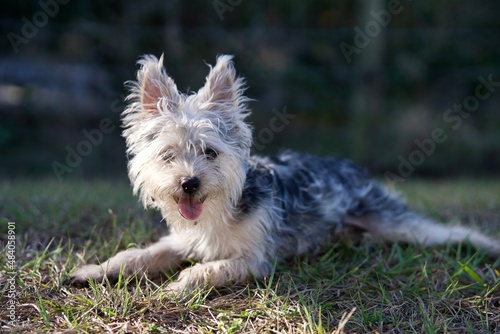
left=165, top=280, right=189, bottom=297
left=66, top=249, right=155, bottom=287
left=67, top=264, right=109, bottom=287
left=165, top=266, right=207, bottom=297
left=166, top=277, right=210, bottom=298
left=166, top=263, right=222, bottom=297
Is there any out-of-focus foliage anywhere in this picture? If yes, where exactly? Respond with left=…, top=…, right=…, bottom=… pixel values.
left=1, top=0, right=499, bottom=179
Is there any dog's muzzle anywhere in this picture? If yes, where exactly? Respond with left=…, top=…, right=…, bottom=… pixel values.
left=176, top=177, right=205, bottom=221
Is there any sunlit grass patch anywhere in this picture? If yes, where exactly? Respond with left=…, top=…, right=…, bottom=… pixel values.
left=1, top=178, right=499, bottom=332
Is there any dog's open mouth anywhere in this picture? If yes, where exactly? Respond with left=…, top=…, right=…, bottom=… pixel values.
left=175, top=194, right=206, bottom=221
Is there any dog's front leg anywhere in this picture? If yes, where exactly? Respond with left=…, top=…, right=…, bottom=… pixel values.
left=167, top=256, right=271, bottom=295
left=69, top=237, right=185, bottom=286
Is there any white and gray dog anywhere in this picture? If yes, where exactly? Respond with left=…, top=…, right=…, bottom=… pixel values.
left=70, top=55, right=500, bottom=294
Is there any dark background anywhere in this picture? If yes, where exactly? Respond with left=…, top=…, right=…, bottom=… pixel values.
left=1, top=0, right=499, bottom=181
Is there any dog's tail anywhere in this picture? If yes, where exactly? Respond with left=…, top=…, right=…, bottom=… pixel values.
left=345, top=184, right=500, bottom=257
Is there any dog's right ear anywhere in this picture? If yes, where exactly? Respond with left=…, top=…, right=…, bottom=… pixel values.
left=133, top=54, right=180, bottom=116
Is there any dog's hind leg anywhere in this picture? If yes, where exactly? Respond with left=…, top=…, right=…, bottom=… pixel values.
left=341, top=181, right=500, bottom=256
left=345, top=212, right=500, bottom=256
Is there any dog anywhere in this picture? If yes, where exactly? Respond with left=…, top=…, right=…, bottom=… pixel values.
left=69, top=55, right=500, bottom=294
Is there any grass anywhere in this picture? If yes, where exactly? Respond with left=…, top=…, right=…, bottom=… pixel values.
left=1, top=178, right=500, bottom=333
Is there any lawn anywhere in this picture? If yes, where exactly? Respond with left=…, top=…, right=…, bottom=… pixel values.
left=1, top=178, right=499, bottom=333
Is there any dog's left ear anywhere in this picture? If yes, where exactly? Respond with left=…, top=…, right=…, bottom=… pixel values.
left=198, top=55, right=252, bottom=153
left=198, top=55, right=247, bottom=114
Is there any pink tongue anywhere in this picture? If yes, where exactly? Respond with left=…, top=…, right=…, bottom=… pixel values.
left=178, top=196, right=203, bottom=220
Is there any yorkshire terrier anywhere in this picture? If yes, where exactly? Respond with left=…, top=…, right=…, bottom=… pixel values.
left=70, top=55, right=500, bottom=294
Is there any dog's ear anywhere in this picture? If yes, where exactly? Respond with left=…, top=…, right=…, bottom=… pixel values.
left=198, top=55, right=247, bottom=113
left=198, top=55, right=253, bottom=153
left=133, top=54, right=180, bottom=115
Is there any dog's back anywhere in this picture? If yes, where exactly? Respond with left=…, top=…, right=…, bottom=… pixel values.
left=245, top=151, right=500, bottom=258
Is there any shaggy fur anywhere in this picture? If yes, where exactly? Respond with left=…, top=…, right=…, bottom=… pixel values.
left=70, top=55, right=500, bottom=294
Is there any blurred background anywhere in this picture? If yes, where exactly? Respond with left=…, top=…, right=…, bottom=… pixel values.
left=1, top=0, right=499, bottom=181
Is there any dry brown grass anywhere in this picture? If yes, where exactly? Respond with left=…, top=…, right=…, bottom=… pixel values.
left=1, top=179, right=499, bottom=333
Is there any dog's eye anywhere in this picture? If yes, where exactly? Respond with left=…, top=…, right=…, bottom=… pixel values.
left=205, top=148, right=218, bottom=160
left=161, top=151, right=175, bottom=162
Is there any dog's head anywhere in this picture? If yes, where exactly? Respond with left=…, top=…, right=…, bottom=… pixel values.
left=123, top=55, right=252, bottom=223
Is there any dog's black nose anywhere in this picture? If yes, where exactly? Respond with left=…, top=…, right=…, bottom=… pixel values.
left=181, top=177, right=201, bottom=194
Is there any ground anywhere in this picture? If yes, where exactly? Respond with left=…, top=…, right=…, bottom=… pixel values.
left=0, top=179, right=499, bottom=333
